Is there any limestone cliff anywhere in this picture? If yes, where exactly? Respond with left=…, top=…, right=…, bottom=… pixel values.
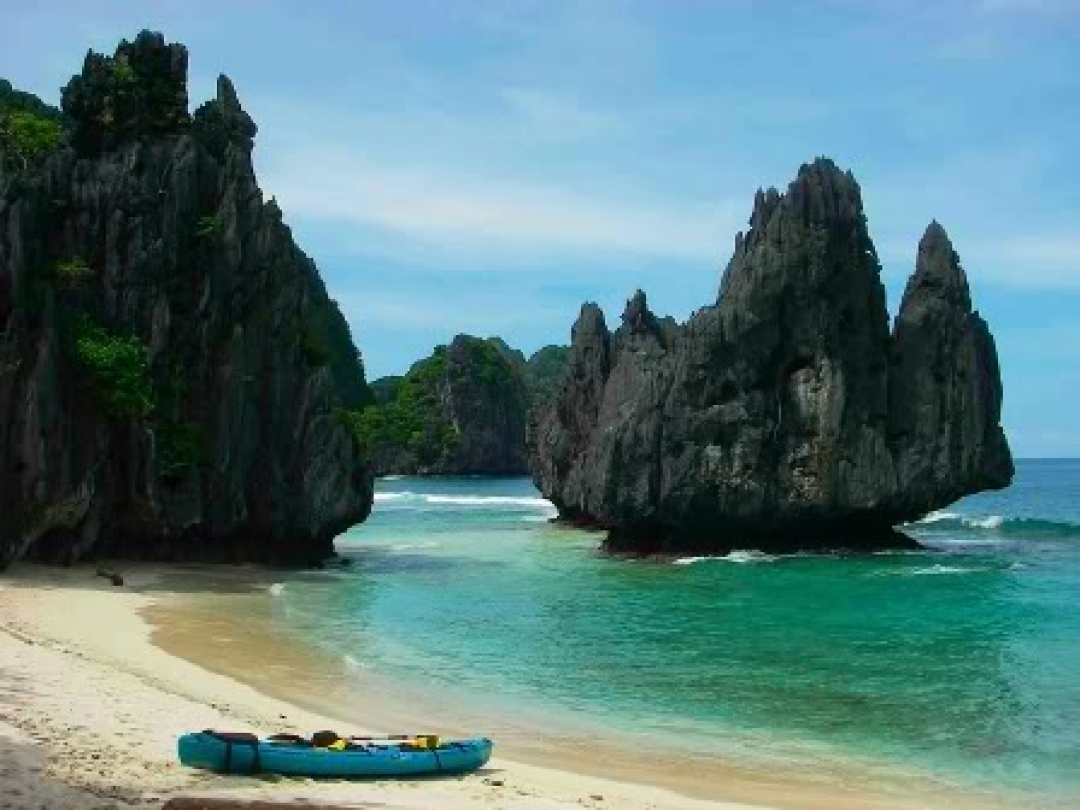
left=0, top=32, right=373, bottom=567
left=361, top=335, right=530, bottom=475
left=529, top=159, right=1013, bottom=553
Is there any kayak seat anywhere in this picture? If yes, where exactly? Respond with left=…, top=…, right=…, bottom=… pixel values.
left=311, top=730, right=343, bottom=748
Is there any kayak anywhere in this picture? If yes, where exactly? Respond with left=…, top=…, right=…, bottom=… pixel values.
left=178, top=731, right=493, bottom=778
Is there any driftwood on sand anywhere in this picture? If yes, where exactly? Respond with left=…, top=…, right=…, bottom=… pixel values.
left=95, top=567, right=124, bottom=586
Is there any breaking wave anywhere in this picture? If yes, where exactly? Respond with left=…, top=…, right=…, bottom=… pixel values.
left=901, top=564, right=992, bottom=577
left=912, top=512, right=1080, bottom=538
left=375, top=491, right=556, bottom=512
left=674, top=550, right=779, bottom=566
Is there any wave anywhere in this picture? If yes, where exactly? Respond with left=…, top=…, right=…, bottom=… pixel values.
left=389, top=541, right=441, bottom=551
left=342, top=654, right=369, bottom=671
left=375, top=491, right=556, bottom=511
left=674, top=550, right=779, bottom=566
left=268, top=582, right=286, bottom=597
left=425, top=495, right=553, bottom=508
left=374, top=492, right=413, bottom=502
left=902, top=564, right=991, bottom=576
left=911, top=512, right=1080, bottom=538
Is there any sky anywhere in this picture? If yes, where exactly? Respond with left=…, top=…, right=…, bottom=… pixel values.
left=1, top=1, right=1077, bottom=456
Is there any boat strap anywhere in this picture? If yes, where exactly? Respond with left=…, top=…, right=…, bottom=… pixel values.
left=204, top=731, right=261, bottom=774
left=432, top=747, right=443, bottom=773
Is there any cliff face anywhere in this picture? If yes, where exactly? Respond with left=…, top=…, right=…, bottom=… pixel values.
left=0, top=33, right=374, bottom=568
left=530, top=159, right=1013, bottom=553
left=364, top=335, right=530, bottom=475
left=525, top=345, right=570, bottom=407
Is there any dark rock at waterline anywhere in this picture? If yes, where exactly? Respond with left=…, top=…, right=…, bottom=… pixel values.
left=887, top=222, right=1014, bottom=513
left=0, top=33, right=374, bottom=568
left=529, top=158, right=1013, bottom=553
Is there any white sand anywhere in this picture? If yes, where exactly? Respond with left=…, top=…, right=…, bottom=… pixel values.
left=0, top=565, right=765, bottom=810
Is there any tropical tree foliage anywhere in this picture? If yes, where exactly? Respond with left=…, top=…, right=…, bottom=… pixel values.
left=73, top=316, right=153, bottom=418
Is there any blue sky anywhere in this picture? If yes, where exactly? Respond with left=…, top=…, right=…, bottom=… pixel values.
left=2, top=1, right=1077, bottom=456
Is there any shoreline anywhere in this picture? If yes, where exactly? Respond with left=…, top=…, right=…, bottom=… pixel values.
left=0, top=563, right=1031, bottom=809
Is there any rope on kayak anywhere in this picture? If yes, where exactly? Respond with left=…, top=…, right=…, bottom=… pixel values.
left=432, top=746, right=444, bottom=773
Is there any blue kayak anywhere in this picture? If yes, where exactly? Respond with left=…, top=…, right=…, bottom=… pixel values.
left=178, top=731, right=493, bottom=778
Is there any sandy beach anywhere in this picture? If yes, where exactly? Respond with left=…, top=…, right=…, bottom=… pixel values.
left=0, top=564, right=1018, bottom=810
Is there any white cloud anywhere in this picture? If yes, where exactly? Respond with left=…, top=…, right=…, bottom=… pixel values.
left=878, top=230, right=1080, bottom=291
left=263, top=147, right=741, bottom=261
left=336, top=289, right=565, bottom=333
left=969, top=233, right=1080, bottom=288
left=992, top=233, right=1080, bottom=265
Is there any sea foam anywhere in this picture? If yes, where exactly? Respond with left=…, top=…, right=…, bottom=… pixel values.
left=674, top=550, right=778, bottom=565
left=907, top=564, right=988, bottom=576
left=913, top=512, right=1080, bottom=538
left=342, top=654, right=369, bottom=670
left=424, top=495, right=553, bottom=508
left=375, top=491, right=556, bottom=511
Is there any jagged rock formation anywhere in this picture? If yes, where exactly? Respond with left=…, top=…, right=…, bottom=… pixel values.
left=0, top=32, right=374, bottom=568
left=363, top=337, right=568, bottom=476
left=530, top=159, right=1013, bottom=553
left=363, top=335, right=531, bottom=475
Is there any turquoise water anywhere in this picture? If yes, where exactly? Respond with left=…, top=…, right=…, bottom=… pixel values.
left=275, top=461, right=1080, bottom=800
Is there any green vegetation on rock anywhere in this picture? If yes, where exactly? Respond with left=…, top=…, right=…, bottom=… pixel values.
left=0, top=78, right=63, bottom=164
left=196, top=213, right=222, bottom=239
left=369, top=375, right=403, bottom=405
left=54, top=257, right=93, bottom=289
left=155, top=419, right=205, bottom=474
left=151, top=370, right=206, bottom=475
left=456, top=339, right=514, bottom=390
left=301, top=290, right=372, bottom=407
left=61, top=31, right=191, bottom=153
left=339, top=347, right=459, bottom=467
left=526, top=345, right=570, bottom=405
left=71, top=318, right=208, bottom=473
left=1, top=110, right=62, bottom=160
left=73, top=316, right=153, bottom=418
left=356, top=335, right=549, bottom=476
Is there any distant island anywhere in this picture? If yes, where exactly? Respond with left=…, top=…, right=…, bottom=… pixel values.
left=0, top=32, right=373, bottom=568
left=529, top=159, right=1013, bottom=553
left=357, top=337, right=567, bottom=475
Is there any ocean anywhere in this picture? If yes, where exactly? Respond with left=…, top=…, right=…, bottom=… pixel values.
left=265, top=460, right=1080, bottom=803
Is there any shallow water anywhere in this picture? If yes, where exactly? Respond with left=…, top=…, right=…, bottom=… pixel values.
left=270, top=461, right=1080, bottom=802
